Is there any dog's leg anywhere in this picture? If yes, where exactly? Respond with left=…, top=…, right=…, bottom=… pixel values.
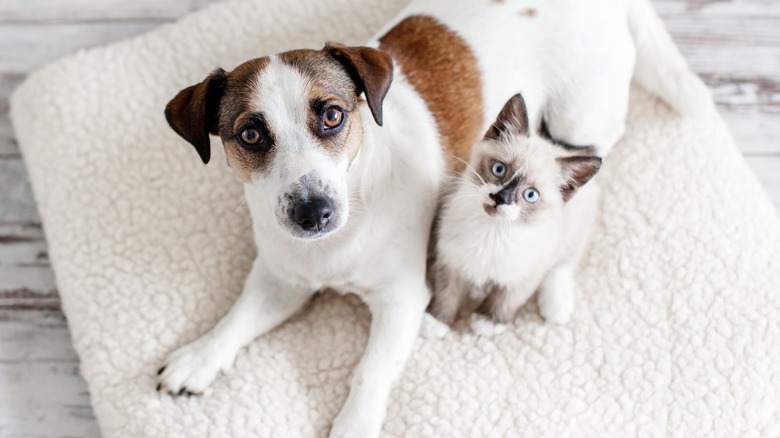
left=330, top=280, right=428, bottom=438
left=157, top=258, right=312, bottom=395
left=543, top=52, right=633, bottom=157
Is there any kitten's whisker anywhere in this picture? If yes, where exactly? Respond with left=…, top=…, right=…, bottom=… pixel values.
left=450, top=155, right=488, bottom=187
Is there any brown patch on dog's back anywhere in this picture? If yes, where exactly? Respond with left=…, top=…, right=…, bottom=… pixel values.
left=520, top=8, right=537, bottom=17
left=379, top=16, right=484, bottom=172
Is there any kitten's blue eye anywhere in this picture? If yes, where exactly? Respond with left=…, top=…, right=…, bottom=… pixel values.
left=523, top=188, right=540, bottom=203
left=491, top=161, right=507, bottom=178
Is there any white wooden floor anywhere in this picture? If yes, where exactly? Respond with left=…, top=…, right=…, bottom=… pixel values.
left=0, top=0, right=778, bottom=436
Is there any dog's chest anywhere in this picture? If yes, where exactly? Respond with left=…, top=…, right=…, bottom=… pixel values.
left=257, top=225, right=388, bottom=295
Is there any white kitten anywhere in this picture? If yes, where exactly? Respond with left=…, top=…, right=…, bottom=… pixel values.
left=428, top=94, right=601, bottom=331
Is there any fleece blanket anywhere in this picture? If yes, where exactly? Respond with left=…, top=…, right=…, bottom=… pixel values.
left=10, top=0, right=780, bottom=436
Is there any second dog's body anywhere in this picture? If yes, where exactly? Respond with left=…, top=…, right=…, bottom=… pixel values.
left=160, top=0, right=709, bottom=436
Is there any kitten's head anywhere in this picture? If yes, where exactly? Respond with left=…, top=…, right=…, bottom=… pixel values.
left=460, top=93, right=602, bottom=222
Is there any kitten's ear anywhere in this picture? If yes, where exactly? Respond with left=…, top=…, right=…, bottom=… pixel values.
left=484, top=93, right=530, bottom=141
left=557, top=156, right=602, bottom=201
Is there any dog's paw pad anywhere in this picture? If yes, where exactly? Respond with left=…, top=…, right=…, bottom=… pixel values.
left=470, top=314, right=508, bottom=336
left=420, top=313, right=451, bottom=339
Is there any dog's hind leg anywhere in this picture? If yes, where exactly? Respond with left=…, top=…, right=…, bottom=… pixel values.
left=156, top=258, right=313, bottom=396
left=330, top=279, right=429, bottom=438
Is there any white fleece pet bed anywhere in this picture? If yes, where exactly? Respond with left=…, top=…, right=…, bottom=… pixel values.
left=10, top=0, right=780, bottom=436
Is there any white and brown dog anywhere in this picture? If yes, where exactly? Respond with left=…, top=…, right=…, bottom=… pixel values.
left=159, top=0, right=709, bottom=435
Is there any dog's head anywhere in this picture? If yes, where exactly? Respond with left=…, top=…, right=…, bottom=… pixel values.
left=165, top=43, right=393, bottom=240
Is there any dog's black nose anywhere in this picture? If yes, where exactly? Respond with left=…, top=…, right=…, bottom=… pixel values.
left=291, top=198, right=334, bottom=232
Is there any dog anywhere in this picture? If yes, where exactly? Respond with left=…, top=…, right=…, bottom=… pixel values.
left=159, top=0, right=710, bottom=435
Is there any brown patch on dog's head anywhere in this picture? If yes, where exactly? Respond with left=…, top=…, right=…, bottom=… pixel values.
left=164, top=45, right=392, bottom=183
left=379, top=15, right=484, bottom=172
left=164, top=45, right=394, bottom=238
left=321, top=43, right=393, bottom=126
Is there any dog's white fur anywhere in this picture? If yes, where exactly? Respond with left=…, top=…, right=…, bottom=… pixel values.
left=158, top=0, right=710, bottom=436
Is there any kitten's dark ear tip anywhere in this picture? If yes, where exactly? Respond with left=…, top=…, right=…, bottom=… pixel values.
left=558, top=155, right=602, bottom=201
left=485, top=92, right=531, bottom=141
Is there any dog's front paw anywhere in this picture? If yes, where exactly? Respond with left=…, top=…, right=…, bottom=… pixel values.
left=329, top=402, right=383, bottom=438
left=420, top=313, right=451, bottom=339
left=469, top=313, right=508, bottom=336
left=156, top=335, right=235, bottom=396
left=329, top=415, right=381, bottom=438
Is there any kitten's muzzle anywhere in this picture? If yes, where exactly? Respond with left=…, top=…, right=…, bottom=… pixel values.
left=489, top=177, right=520, bottom=206
left=489, top=190, right=513, bottom=206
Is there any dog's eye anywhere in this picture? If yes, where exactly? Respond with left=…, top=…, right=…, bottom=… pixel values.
left=523, top=188, right=540, bottom=203
left=491, top=161, right=507, bottom=178
left=323, top=107, right=344, bottom=129
left=240, top=128, right=262, bottom=145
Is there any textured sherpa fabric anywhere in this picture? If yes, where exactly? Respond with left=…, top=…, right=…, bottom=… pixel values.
left=9, top=0, right=780, bottom=436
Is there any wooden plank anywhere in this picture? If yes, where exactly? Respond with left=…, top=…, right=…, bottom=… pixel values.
left=0, top=159, right=39, bottom=224
left=0, top=0, right=218, bottom=23
left=717, top=104, right=780, bottom=155
left=1, top=74, right=23, bottom=157
left=0, top=309, right=99, bottom=438
left=744, top=155, right=780, bottom=213
left=654, top=0, right=780, bottom=16
left=705, top=76, right=780, bottom=155
left=654, top=3, right=780, bottom=156
left=0, top=224, right=56, bottom=309
left=0, top=23, right=161, bottom=74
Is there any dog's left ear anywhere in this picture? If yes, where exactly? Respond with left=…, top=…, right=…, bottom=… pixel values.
left=557, top=156, right=602, bottom=202
left=324, top=43, right=393, bottom=126
left=164, top=68, right=227, bottom=164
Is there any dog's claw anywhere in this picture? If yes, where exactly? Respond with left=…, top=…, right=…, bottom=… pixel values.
left=157, top=366, right=166, bottom=375
left=156, top=383, right=162, bottom=391
left=177, top=387, right=187, bottom=396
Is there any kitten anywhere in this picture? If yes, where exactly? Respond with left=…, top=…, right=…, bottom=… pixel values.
left=428, top=93, right=601, bottom=333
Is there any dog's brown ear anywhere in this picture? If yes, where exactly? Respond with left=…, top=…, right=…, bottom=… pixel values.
left=324, top=43, right=393, bottom=126
left=485, top=93, right=530, bottom=141
left=164, top=68, right=227, bottom=164
left=557, top=156, right=602, bottom=202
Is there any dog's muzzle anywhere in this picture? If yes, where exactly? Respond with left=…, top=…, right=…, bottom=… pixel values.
left=290, top=196, right=334, bottom=232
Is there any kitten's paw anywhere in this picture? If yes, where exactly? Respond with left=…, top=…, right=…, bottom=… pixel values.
left=539, top=266, right=577, bottom=325
left=420, top=313, right=451, bottom=339
left=539, top=297, right=574, bottom=324
left=470, top=314, right=508, bottom=336
left=156, top=336, right=236, bottom=396
left=538, top=284, right=575, bottom=325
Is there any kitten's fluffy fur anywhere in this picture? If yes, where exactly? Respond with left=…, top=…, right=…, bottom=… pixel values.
left=428, top=94, right=601, bottom=331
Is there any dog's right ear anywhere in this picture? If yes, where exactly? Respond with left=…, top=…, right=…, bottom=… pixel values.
left=323, top=43, right=393, bottom=126
left=484, top=93, right=530, bottom=142
left=164, top=68, right=227, bottom=164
